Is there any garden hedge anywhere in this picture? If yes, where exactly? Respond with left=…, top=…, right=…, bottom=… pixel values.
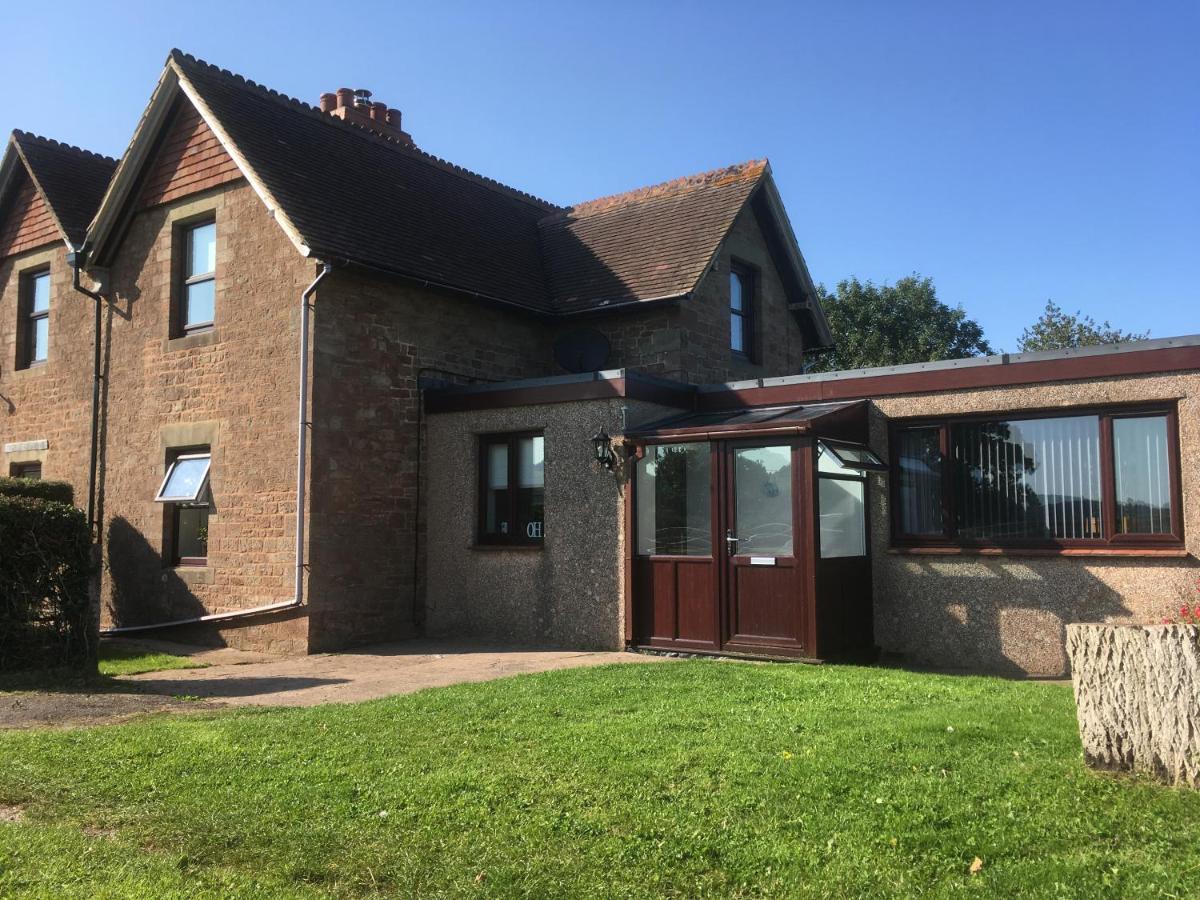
left=0, top=493, right=95, bottom=673
left=0, top=476, right=74, bottom=505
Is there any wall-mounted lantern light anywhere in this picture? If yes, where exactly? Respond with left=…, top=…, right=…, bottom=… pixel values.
left=592, top=426, right=615, bottom=470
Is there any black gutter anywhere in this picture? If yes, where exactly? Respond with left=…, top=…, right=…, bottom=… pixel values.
left=66, top=248, right=103, bottom=537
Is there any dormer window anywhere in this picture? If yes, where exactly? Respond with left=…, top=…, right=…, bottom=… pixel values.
left=178, top=219, right=216, bottom=335
left=730, top=262, right=755, bottom=361
left=17, top=269, right=50, bottom=369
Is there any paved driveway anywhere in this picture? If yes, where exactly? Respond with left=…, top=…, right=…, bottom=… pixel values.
left=2, top=639, right=660, bottom=729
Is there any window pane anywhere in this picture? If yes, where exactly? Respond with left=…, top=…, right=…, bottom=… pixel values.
left=517, top=436, right=544, bottom=487
left=734, top=445, right=793, bottom=555
left=188, top=222, right=216, bottom=277
left=820, top=476, right=866, bottom=558
left=515, top=436, right=545, bottom=540
left=1113, top=416, right=1172, bottom=534
left=158, top=455, right=211, bottom=502
left=730, top=312, right=744, bottom=352
left=176, top=505, right=209, bottom=561
left=32, top=315, right=48, bottom=362
left=483, top=442, right=510, bottom=536
left=185, top=279, right=215, bottom=328
left=730, top=270, right=743, bottom=312
left=636, top=443, right=712, bottom=555
left=896, top=428, right=943, bottom=535
left=953, top=416, right=1102, bottom=541
left=31, top=273, right=50, bottom=312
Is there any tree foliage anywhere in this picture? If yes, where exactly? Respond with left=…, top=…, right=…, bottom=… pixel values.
left=1017, top=301, right=1149, bottom=352
left=808, top=276, right=991, bottom=372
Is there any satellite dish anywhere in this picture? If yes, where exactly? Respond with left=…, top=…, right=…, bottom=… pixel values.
left=553, top=328, right=611, bottom=373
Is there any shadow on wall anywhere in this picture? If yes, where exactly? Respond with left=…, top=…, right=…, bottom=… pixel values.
left=875, top=556, right=1200, bottom=677
left=106, top=516, right=211, bottom=632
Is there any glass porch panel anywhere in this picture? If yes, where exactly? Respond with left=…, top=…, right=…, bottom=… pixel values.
left=1113, top=415, right=1172, bottom=534
left=636, top=443, right=712, bottom=555
left=734, top=445, right=793, bottom=555
left=819, top=477, right=866, bottom=558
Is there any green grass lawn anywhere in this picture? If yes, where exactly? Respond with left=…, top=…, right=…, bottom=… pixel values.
left=97, top=642, right=208, bottom=677
left=0, top=661, right=1197, bottom=898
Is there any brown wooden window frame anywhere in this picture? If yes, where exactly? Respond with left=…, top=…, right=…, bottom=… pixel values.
left=888, top=403, right=1184, bottom=551
left=729, top=260, right=757, bottom=363
left=476, top=431, right=545, bottom=547
left=157, top=446, right=212, bottom=567
left=174, top=217, right=216, bottom=337
left=16, top=267, right=50, bottom=369
left=9, top=461, right=42, bottom=480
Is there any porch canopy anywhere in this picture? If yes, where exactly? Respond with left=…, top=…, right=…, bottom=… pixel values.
left=624, top=399, right=877, bottom=445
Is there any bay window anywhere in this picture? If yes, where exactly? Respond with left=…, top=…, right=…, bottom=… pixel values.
left=891, top=407, right=1181, bottom=549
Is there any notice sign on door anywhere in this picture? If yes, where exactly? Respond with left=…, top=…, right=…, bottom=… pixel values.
left=749, top=557, right=776, bottom=566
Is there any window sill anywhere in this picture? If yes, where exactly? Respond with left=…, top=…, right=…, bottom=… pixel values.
left=7, top=363, right=48, bottom=380
left=169, top=565, right=215, bottom=584
left=888, top=546, right=1190, bottom=559
left=471, top=543, right=544, bottom=552
left=164, top=328, right=219, bottom=352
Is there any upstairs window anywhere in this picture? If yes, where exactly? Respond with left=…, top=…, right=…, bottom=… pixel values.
left=891, top=407, right=1182, bottom=548
left=155, top=449, right=212, bottom=566
left=478, top=433, right=544, bottom=545
left=730, top=262, right=755, bottom=360
left=178, top=220, right=216, bottom=335
left=17, top=269, right=49, bottom=369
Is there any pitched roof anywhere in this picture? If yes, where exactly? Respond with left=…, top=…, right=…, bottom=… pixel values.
left=86, top=51, right=831, bottom=344
left=0, top=131, right=116, bottom=249
left=538, top=161, right=768, bottom=313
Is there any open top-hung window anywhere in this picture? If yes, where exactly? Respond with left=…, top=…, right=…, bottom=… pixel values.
left=155, top=451, right=212, bottom=566
left=817, top=439, right=884, bottom=559
left=891, top=407, right=1182, bottom=549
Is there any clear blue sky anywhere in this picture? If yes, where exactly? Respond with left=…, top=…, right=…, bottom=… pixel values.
left=3, top=0, right=1195, bottom=350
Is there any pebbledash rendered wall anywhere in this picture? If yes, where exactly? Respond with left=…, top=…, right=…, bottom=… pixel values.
left=424, top=396, right=676, bottom=648
left=867, top=370, right=1200, bottom=678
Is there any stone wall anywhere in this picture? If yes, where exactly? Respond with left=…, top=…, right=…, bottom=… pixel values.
left=305, top=271, right=554, bottom=651
left=0, top=244, right=93, bottom=495
left=424, top=398, right=675, bottom=649
left=95, top=179, right=314, bottom=654
left=1067, top=623, right=1199, bottom=787
left=868, top=372, right=1200, bottom=676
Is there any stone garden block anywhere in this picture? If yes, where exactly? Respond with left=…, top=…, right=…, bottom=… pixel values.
left=1066, top=623, right=1200, bottom=787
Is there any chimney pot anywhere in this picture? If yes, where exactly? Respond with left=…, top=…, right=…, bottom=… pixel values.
left=353, top=88, right=373, bottom=108
left=335, top=88, right=354, bottom=109
left=319, top=92, right=336, bottom=113
left=370, top=101, right=387, bottom=121
left=387, top=108, right=402, bottom=128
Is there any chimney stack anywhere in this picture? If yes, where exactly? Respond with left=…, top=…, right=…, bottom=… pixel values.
left=321, top=87, right=414, bottom=146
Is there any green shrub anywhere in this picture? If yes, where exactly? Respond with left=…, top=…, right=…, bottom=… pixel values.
left=0, top=476, right=74, bottom=505
left=0, top=494, right=95, bottom=673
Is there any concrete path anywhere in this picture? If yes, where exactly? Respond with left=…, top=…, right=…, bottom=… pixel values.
left=1, top=639, right=660, bottom=729
left=121, top=638, right=658, bottom=707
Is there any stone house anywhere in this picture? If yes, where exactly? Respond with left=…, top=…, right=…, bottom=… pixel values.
left=1, top=50, right=1195, bottom=675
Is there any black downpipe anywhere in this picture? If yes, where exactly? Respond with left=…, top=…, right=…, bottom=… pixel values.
left=68, top=251, right=104, bottom=538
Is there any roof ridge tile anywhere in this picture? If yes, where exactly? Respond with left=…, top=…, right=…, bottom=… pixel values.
left=545, top=158, right=768, bottom=223
left=10, top=130, right=118, bottom=164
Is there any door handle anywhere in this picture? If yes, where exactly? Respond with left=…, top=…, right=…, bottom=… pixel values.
left=725, top=529, right=739, bottom=555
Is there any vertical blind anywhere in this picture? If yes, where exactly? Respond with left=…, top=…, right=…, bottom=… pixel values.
left=953, top=416, right=1102, bottom=541
left=1113, top=416, right=1171, bottom=534
left=896, top=428, right=943, bottom=535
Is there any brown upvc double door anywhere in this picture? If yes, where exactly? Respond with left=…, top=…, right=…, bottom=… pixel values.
left=632, top=438, right=812, bottom=657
